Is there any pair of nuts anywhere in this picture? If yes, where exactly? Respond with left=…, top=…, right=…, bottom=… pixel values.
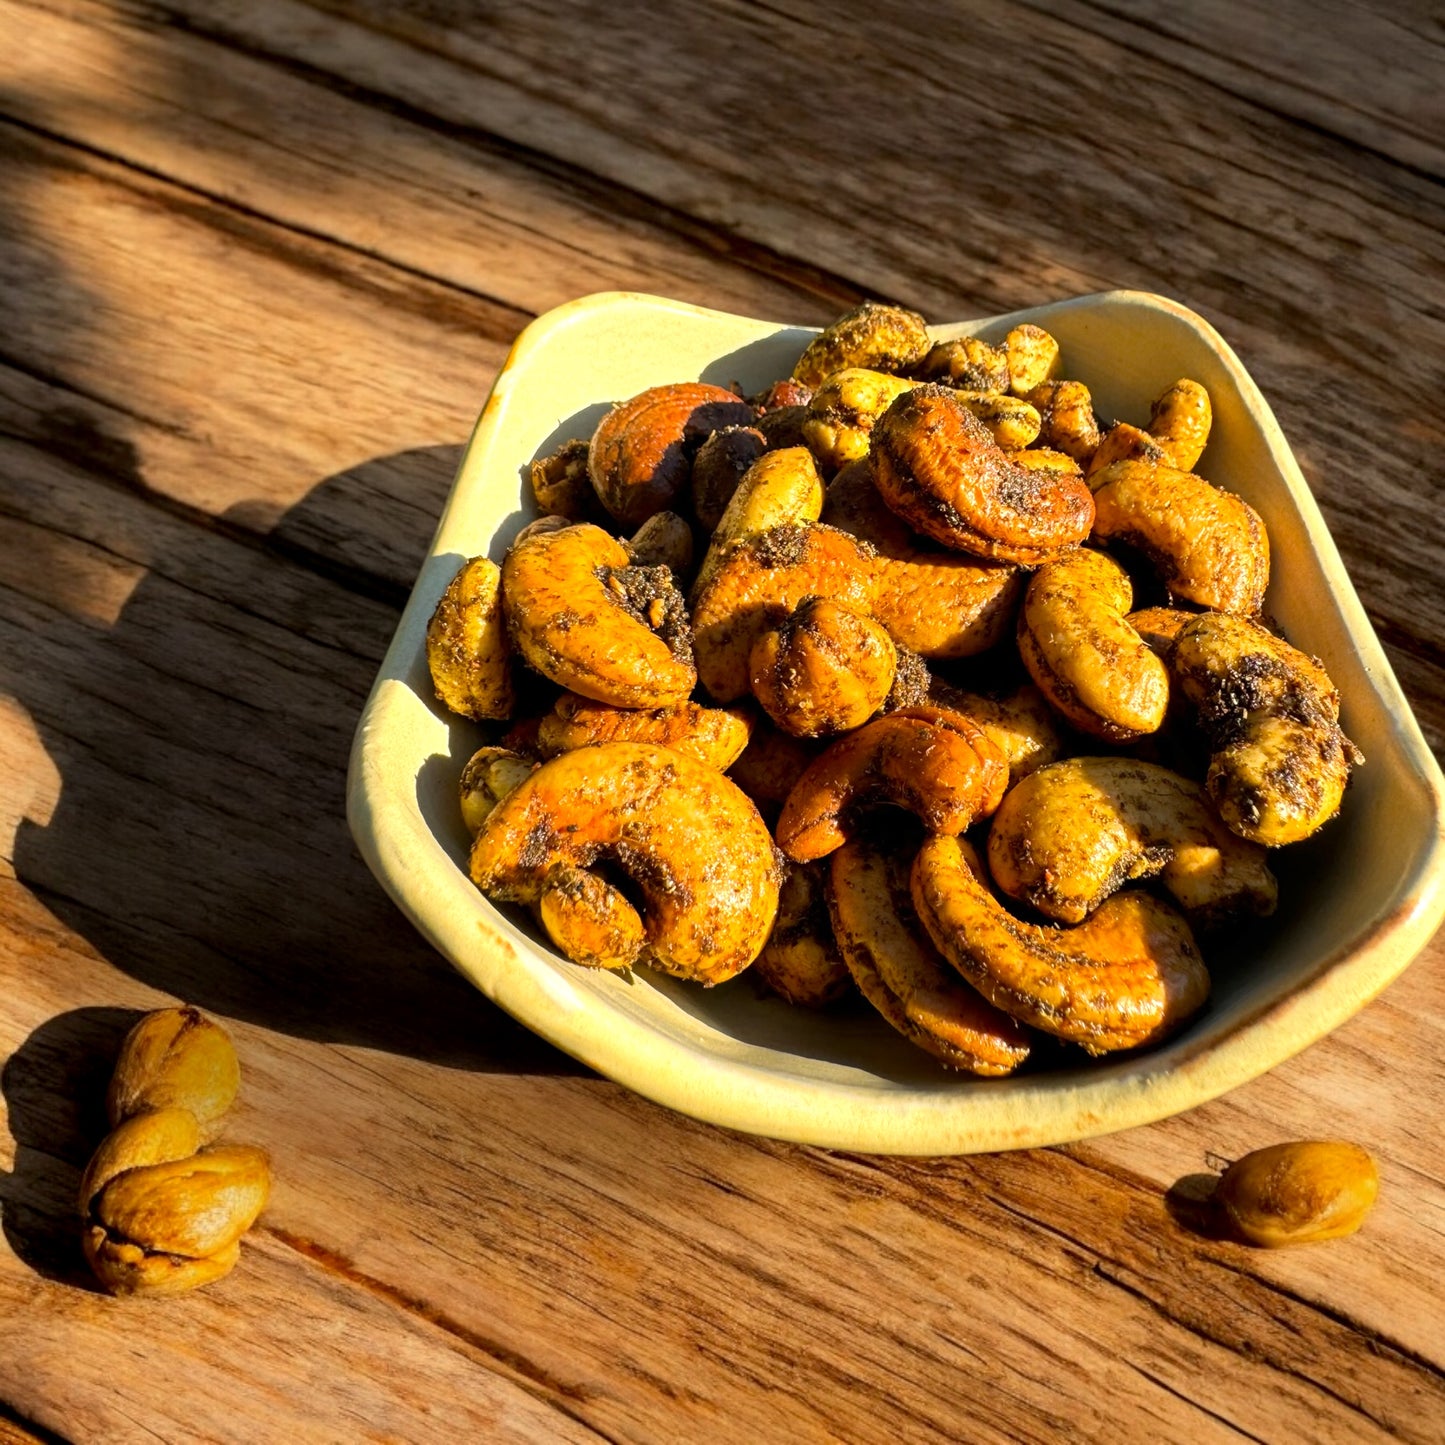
left=80, top=1007, right=270, bottom=1298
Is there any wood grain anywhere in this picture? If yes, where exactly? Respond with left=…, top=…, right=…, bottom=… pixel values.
left=2, top=0, right=1444, bottom=1438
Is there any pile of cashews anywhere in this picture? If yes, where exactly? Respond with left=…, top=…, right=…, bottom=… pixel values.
left=428, top=301, right=1359, bottom=1067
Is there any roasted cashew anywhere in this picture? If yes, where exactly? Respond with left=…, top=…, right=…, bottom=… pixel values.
left=626, top=510, right=694, bottom=578
left=914, top=336, right=1009, bottom=393
left=912, top=836, right=1210, bottom=1055
left=727, top=721, right=821, bottom=823
left=459, top=746, right=537, bottom=835
left=750, top=596, right=896, bottom=737
left=871, top=384, right=1095, bottom=564
left=987, top=756, right=1278, bottom=927
left=535, top=692, right=754, bottom=770
left=1214, top=1141, right=1378, bottom=1248
left=791, top=301, right=931, bottom=389
left=690, top=425, right=766, bottom=531
left=528, top=438, right=603, bottom=521
left=775, top=706, right=1008, bottom=863
left=1171, top=613, right=1356, bottom=846
left=1026, top=380, right=1102, bottom=464
left=588, top=382, right=752, bottom=525
left=692, top=445, right=824, bottom=600
left=691, top=522, right=877, bottom=703
left=1005, top=324, right=1060, bottom=396
left=1085, top=422, right=1169, bottom=483
left=828, top=836, right=1032, bottom=1074
left=927, top=681, right=1067, bottom=785
left=1147, top=378, right=1213, bottom=471
left=1126, top=605, right=1197, bottom=657
left=753, top=860, right=851, bottom=1007
left=1091, top=459, right=1270, bottom=614
left=822, top=459, right=1021, bottom=660
left=950, top=391, right=1042, bottom=450
left=82, top=1007, right=270, bottom=1298
left=802, top=368, right=917, bottom=474
left=1017, top=548, right=1169, bottom=743
left=471, top=742, right=782, bottom=984
left=426, top=556, right=515, bottom=721
left=502, top=523, right=695, bottom=708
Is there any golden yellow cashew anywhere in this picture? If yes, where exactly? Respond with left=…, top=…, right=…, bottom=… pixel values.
left=1091, top=459, right=1270, bottom=614
left=535, top=692, right=754, bottom=770
left=471, top=742, right=782, bottom=985
left=914, top=336, right=1009, bottom=392
left=1171, top=612, right=1356, bottom=846
left=801, top=368, right=917, bottom=474
left=502, top=523, right=695, bottom=709
left=426, top=556, right=515, bottom=722
left=828, top=837, right=1032, bottom=1074
left=1026, top=379, right=1102, bottom=463
left=987, top=756, right=1278, bottom=927
left=1214, top=1141, right=1379, bottom=1247
left=791, top=301, right=931, bottom=389
left=775, top=706, right=1009, bottom=863
left=912, top=836, right=1211, bottom=1055
left=459, top=746, right=536, bottom=835
left=1147, top=378, right=1213, bottom=471
left=1004, top=323, right=1060, bottom=396
left=1017, top=548, right=1169, bottom=743
left=927, top=681, right=1068, bottom=786
left=749, top=597, right=897, bottom=738
left=870, top=385, right=1095, bottom=565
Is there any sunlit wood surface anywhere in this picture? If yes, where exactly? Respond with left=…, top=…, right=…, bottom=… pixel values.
left=2, top=2, right=1443, bottom=1439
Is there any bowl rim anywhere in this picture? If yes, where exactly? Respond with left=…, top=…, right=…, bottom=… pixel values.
left=347, top=287, right=1445, bottom=1155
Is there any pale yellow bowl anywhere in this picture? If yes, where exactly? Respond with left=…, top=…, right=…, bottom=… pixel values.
left=346, top=290, right=1445, bottom=1154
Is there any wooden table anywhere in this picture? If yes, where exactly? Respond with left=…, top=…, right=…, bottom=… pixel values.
left=2, top=2, right=1442, bottom=1439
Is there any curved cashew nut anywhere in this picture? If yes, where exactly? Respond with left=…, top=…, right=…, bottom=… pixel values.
left=1171, top=613, right=1356, bottom=846
left=1025, top=379, right=1102, bottom=464
left=823, top=459, right=1021, bottom=660
left=927, top=681, right=1068, bottom=786
left=471, top=742, right=782, bottom=984
left=1091, top=459, right=1269, bottom=614
left=535, top=692, right=754, bottom=770
left=1147, top=378, right=1213, bottom=471
left=915, top=336, right=1010, bottom=392
left=775, top=706, right=1008, bottom=862
left=459, top=746, right=537, bottom=835
left=1004, top=324, right=1061, bottom=396
left=753, top=859, right=851, bottom=1008
left=1018, top=548, right=1169, bottom=743
left=791, top=301, right=931, bottom=389
left=871, top=384, right=1095, bottom=564
left=802, top=368, right=918, bottom=474
left=426, top=556, right=515, bottom=721
left=691, top=522, right=877, bottom=703
left=828, top=837, right=1032, bottom=1074
left=588, top=382, right=752, bottom=525
left=502, top=523, right=695, bottom=708
left=528, top=437, right=603, bottom=522
left=912, top=836, right=1211, bottom=1055
left=987, top=756, right=1278, bottom=927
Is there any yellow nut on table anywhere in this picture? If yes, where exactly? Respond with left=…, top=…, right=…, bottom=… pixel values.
left=1215, top=1141, right=1379, bottom=1247
left=107, top=1005, right=240, bottom=1136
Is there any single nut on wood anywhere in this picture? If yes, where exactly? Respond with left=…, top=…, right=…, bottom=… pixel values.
left=1017, top=548, right=1169, bottom=743
left=913, top=336, right=1010, bottom=392
left=1147, top=378, right=1213, bottom=472
left=870, top=385, right=1095, bottom=565
left=749, top=597, right=897, bottom=738
left=108, top=1007, right=240, bottom=1135
left=588, top=382, right=752, bottom=526
left=691, top=426, right=766, bottom=532
left=775, top=706, right=1008, bottom=862
left=1090, top=459, right=1270, bottom=614
left=459, top=746, right=537, bottom=835
left=426, top=556, right=515, bottom=722
left=753, top=860, right=851, bottom=1008
left=791, top=301, right=931, bottom=389
left=828, top=836, right=1031, bottom=1074
left=535, top=692, right=754, bottom=770
left=1026, top=380, right=1102, bottom=463
left=528, top=438, right=602, bottom=520
left=1004, top=324, right=1060, bottom=396
left=912, top=836, right=1210, bottom=1055
left=801, top=368, right=917, bottom=474
left=93, top=1145, right=272, bottom=1260
left=1214, top=1141, right=1378, bottom=1247
left=626, top=510, right=695, bottom=579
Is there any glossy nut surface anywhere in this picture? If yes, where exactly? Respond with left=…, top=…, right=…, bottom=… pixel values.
left=791, top=301, right=931, bottom=389
left=108, top=1007, right=240, bottom=1134
left=425, top=556, right=515, bottom=722
left=1215, top=1141, right=1378, bottom=1247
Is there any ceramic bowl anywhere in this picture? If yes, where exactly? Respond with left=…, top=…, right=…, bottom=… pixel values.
left=346, top=289, right=1445, bottom=1154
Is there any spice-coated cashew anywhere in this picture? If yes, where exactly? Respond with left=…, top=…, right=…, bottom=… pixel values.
left=987, top=756, right=1278, bottom=927
left=534, top=692, right=755, bottom=770
left=470, top=742, right=782, bottom=984
left=870, top=384, right=1095, bottom=564
left=753, top=859, right=851, bottom=1008
left=912, top=836, right=1211, bottom=1055
left=775, top=706, right=1008, bottom=863
left=426, top=556, right=515, bottom=721
left=791, top=301, right=932, bottom=389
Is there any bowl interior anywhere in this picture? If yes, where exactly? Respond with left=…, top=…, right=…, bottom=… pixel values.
left=348, top=290, right=1445, bottom=1153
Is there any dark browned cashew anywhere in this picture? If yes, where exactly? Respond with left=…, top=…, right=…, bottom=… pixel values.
left=987, top=756, right=1278, bottom=928
left=775, top=706, right=1008, bottom=862
left=870, top=384, right=1095, bottom=565
left=589, top=382, right=752, bottom=525
left=753, top=860, right=852, bottom=1007
left=529, top=437, right=604, bottom=521
left=691, top=425, right=766, bottom=531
